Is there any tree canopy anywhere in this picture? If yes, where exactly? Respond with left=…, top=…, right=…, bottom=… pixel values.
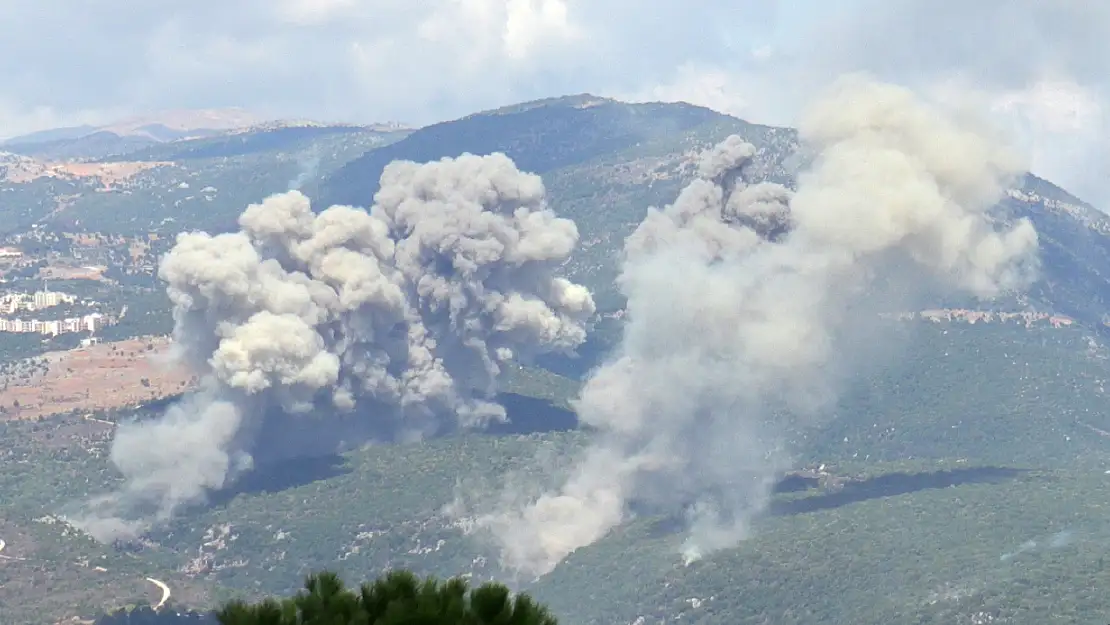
left=218, top=569, right=558, bottom=625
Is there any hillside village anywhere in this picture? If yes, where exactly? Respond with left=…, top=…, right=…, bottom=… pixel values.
left=1006, top=187, right=1110, bottom=236
left=0, top=287, right=115, bottom=336
left=881, top=309, right=1075, bottom=328
left=0, top=229, right=167, bottom=285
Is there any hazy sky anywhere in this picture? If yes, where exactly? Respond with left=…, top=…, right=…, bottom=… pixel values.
left=1, top=0, right=1106, bottom=203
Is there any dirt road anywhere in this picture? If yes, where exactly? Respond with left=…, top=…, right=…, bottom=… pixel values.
left=145, top=577, right=171, bottom=609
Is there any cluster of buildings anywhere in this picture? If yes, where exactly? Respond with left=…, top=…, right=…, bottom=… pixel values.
left=0, top=312, right=107, bottom=336
left=0, top=286, right=113, bottom=336
left=0, top=288, right=76, bottom=313
left=880, top=309, right=1074, bottom=328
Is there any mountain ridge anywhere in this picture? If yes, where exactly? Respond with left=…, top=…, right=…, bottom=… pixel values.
left=3, top=108, right=271, bottom=146
left=0, top=109, right=410, bottom=163
left=318, top=94, right=1110, bottom=328
left=3, top=91, right=1110, bottom=625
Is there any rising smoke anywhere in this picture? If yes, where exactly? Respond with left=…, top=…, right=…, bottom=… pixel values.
left=70, top=152, right=596, bottom=542
left=287, top=150, right=321, bottom=192
left=463, top=75, right=1041, bottom=578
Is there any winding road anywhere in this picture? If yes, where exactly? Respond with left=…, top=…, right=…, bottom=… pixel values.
left=82, top=413, right=117, bottom=426
left=2, top=535, right=169, bottom=608
left=146, top=577, right=171, bottom=609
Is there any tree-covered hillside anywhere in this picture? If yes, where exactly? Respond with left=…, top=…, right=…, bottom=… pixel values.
left=5, top=94, right=1110, bottom=624
left=5, top=321, right=1110, bottom=624
left=318, top=95, right=1110, bottom=328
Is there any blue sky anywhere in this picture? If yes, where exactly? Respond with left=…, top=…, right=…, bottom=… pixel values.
left=0, top=0, right=1106, bottom=205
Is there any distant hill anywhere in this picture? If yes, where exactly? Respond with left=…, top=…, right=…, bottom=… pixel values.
left=2, top=130, right=178, bottom=161
left=0, top=109, right=394, bottom=162
left=0, top=123, right=411, bottom=236
left=3, top=124, right=99, bottom=145
left=319, top=94, right=787, bottom=210
left=95, top=108, right=268, bottom=135
left=105, top=123, right=410, bottom=163
left=319, top=94, right=1110, bottom=329
left=319, top=95, right=795, bottom=311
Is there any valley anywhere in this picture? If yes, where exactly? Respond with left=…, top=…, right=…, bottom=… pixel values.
left=0, top=93, right=1109, bottom=625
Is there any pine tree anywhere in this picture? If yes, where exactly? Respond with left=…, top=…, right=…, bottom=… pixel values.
left=215, top=569, right=558, bottom=625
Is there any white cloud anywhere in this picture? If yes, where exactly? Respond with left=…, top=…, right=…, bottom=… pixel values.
left=503, top=0, right=580, bottom=61
left=991, top=79, right=1107, bottom=205
left=993, top=79, right=1102, bottom=135
left=0, top=0, right=784, bottom=137
left=276, top=0, right=358, bottom=25
left=620, top=64, right=753, bottom=118
left=750, top=45, right=774, bottom=61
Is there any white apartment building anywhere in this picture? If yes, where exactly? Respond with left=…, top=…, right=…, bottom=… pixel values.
left=0, top=289, right=77, bottom=312
left=0, top=286, right=106, bottom=336
left=34, top=290, right=64, bottom=308
left=0, top=312, right=108, bottom=336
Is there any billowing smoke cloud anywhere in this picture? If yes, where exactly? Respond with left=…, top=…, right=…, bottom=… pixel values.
left=70, top=152, right=596, bottom=542
left=464, top=75, right=1040, bottom=577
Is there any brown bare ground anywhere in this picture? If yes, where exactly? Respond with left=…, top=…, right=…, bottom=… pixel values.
left=39, top=265, right=107, bottom=281
left=59, top=162, right=171, bottom=186
left=0, top=337, right=196, bottom=421
left=3, top=158, right=172, bottom=187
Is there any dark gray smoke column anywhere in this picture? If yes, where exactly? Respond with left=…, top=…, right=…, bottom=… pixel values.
left=71, top=152, right=596, bottom=542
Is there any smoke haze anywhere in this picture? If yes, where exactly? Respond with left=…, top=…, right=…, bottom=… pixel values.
left=70, top=152, right=596, bottom=541
left=463, top=75, right=1040, bottom=577
left=287, top=150, right=321, bottom=191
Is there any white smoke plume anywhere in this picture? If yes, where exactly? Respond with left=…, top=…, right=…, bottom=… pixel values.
left=288, top=150, right=321, bottom=191
left=70, top=152, right=596, bottom=542
left=466, top=75, right=1040, bottom=578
